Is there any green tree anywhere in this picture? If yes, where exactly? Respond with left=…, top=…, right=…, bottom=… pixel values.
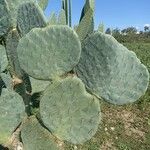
left=144, top=25, right=149, bottom=32
left=121, top=27, right=137, bottom=35
left=112, top=28, right=120, bottom=35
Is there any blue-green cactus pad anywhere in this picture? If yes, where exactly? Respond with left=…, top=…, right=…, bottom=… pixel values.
left=1, top=73, right=12, bottom=90
left=17, top=25, right=81, bottom=80
left=30, top=77, right=50, bottom=93
left=77, top=0, right=95, bottom=41
left=37, top=0, right=49, bottom=10
left=0, top=89, right=26, bottom=144
left=21, top=116, right=59, bottom=150
left=40, top=76, right=101, bottom=144
left=0, top=45, right=8, bottom=72
left=17, top=2, right=47, bottom=36
left=48, top=12, right=57, bottom=25
left=0, top=0, right=11, bottom=36
left=58, top=9, right=66, bottom=25
left=76, top=32, right=149, bottom=105
left=6, top=0, right=31, bottom=26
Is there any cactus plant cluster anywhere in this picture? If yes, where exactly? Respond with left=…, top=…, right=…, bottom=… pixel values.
left=0, top=0, right=149, bottom=149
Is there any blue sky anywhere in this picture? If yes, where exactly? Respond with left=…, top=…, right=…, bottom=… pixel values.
left=45, top=0, right=150, bottom=31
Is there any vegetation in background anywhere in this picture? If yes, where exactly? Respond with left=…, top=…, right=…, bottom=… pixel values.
left=105, top=26, right=150, bottom=43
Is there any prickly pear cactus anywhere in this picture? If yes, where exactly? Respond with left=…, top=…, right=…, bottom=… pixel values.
left=17, top=1, right=47, bottom=36
left=0, top=0, right=149, bottom=149
left=48, top=12, right=58, bottom=25
left=0, top=45, right=8, bottom=72
left=40, top=76, right=101, bottom=144
left=30, top=77, right=50, bottom=93
left=76, top=0, right=94, bottom=41
left=6, top=0, right=31, bottom=26
left=17, top=25, right=81, bottom=80
left=0, top=0, right=46, bottom=37
left=0, top=0, right=11, bottom=37
left=48, top=10, right=66, bottom=25
left=0, top=89, right=26, bottom=144
left=37, top=0, right=49, bottom=10
left=21, top=116, right=59, bottom=150
left=1, top=73, right=12, bottom=90
left=58, top=9, right=67, bottom=25
left=76, top=32, right=149, bottom=105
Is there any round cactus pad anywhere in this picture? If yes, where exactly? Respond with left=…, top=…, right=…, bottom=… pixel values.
left=21, top=116, right=59, bottom=150
left=17, top=25, right=81, bottom=80
left=40, top=76, right=101, bottom=144
left=0, top=89, right=25, bottom=144
left=76, top=32, right=149, bottom=105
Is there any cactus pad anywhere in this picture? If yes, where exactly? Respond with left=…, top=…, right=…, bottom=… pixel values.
left=38, top=0, right=49, bottom=10
left=58, top=9, right=66, bottom=25
left=0, top=45, right=8, bottom=72
left=0, top=89, right=25, bottom=144
left=17, top=2, right=47, bottom=36
left=5, top=29, right=22, bottom=78
left=6, top=0, right=30, bottom=26
left=48, top=12, right=57, bottom=25
left=1, top=73, right=12, bottom=90
left=30, top=77, right=50, bottom=93
left=40, top=76, right=101, bottom=144
left=76, top=9, right=93, bottom=41
left=77, top=0, right=94, bottom=41
left=17, top=25, right=81, bottom=80
left=21, top=116, right=59, bottom=150
left=76, top=32, right=149, bottom=105
left=0, top=0, right=11, bottom=36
